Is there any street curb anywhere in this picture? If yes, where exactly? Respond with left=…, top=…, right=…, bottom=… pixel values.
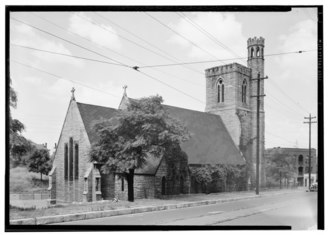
left=10, top=190, right=298, bottom=225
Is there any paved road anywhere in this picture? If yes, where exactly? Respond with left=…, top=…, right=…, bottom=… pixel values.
left=57, top=191, right=317, bottom=229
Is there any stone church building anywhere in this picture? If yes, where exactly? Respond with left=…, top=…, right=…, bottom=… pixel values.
left=48, top=37, right=266, bottom=203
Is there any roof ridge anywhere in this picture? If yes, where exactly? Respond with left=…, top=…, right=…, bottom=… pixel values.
left=127, top=97, right=221, bottom=118
left=76, top=101, right=117, bottom=110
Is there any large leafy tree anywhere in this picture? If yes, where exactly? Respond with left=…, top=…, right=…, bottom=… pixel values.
left=90, top=95, right=190, bottom=202
left=27, top=148, right=53, bottom=181
left=9, top=78, right=32, bottom=166
left=266, top=152, right=296, bottom=188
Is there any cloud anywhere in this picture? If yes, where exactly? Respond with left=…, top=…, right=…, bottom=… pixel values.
left=69, top=13, right=122, bottom=51
left=11, top=24, right=83, bottom=67
left=42, top=76, right=123, bottom=109
left=264, top=19, right=318, bottom=148
left=273, top=19, right=317, bottom=103
left=168, top=13, right=246, bottom=60
left=278, top=20, right=317, bottom=52
left=276, top=19, right=317, bottom=81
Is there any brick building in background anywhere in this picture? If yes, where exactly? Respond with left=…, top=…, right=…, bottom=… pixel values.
left=265, top=147, right=317, bottom=187
left=48, top=37, right=265, bottom=203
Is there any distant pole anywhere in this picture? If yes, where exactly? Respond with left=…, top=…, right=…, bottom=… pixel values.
left=251, top=73, right=268, bottom=195
left=304, top=114, right=317, bottom=189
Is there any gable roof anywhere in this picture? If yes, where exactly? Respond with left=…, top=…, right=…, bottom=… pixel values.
left=77, top=102, right=118, bottom=144
left=77, top=102, right=159, bottom=175
left=76, top=100, right=245, bottom=175
left=163, top=105, right=245, bottom=165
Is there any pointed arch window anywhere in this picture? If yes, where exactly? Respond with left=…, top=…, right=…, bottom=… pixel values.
left=256, top=47, right=260, bottom=57
left=251, top=47, right=254, bottom=58
left=242, top=79, right=247, bottom=104
left=69, top=137, right=73, bottom=181
left=64, top=143, right=68, bottom=180
left=74, top=143, right=79, bottom=180
left=217, top=79, right=225, bottom=103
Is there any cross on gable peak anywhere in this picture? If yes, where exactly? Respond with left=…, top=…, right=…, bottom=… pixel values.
left=71, top=87, right=76, bottom=101
left=123, top=85, right=128, bottom=96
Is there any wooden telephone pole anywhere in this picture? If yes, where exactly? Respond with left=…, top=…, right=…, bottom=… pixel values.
left=303, top=114, right=317, bottom=189
left=251, top=72, right=268, bottom=195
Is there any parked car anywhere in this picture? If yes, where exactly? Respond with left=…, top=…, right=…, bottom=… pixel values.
left=309, top=182, right=318, bottom=192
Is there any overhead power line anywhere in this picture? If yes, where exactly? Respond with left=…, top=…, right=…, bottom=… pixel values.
left=30, top=12, right=148, bottom=67
left=268, top=79, right=310, bottom=114
left=138, top=50, right=315, bottom=68
left=11, top=17, right=132, bottom=69
left=10, top=17, right=204, bottom=103
left=94, top=12, right=204, bottom=76
left=13, top=43, right=203, bottom=87
left=11, top=59, right=120, bottom=98
left=13, top=58, right=204, bottom=105
left=29, top=13, right=202, bottom=87
left=176, top=12, right=246, bottom=65
left=94, top=12, right=183, bottom=64
left=13, top=44, right=314, bottom=110
left=11, top=16, right=315, bottom=112
left=76, top=13, right=182, bottom=65
left=266, top=91, right=306, bottom=117
left=144, top=12, right=225, bottom=62
left=11, top=43, right=128, bottom=67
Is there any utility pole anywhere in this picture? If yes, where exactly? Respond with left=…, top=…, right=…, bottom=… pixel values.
left=303, top=114, right=317, bottom=189
left=251, top=72, right=268, bottom=195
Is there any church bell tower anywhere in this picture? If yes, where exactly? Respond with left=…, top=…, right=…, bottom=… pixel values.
left=247, top=37, right=266, bottom=188
left=205, top=36, right=266, bottom=188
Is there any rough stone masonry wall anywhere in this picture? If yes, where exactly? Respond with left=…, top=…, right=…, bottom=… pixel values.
left=237, top=108, right=252, bottom=187
left=204, top=55, right=265, bottom=188
left=52, top=100, right=93, bottom=203
left=155, top=156, right=190, bottom=197
left=154, top=158, right=167, bottom=198
left=100, top=172, right=115, bottom=200
left=114, top=174, right=127, bottom=200
left=205, top=66, right=242, bottom=146
left=114, top=173, right=155, bottom=200
left=133, top=175, right=155, bottom=199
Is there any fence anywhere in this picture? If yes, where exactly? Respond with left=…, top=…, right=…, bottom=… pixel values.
left=10, top=191, right=49, bottom=201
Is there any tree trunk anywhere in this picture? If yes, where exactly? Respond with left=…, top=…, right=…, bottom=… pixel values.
left=279, top=172, right=282, bottom=189
left=286, top=178, right=289, bottom=188
left=127, top=169, right=134, bottom=202
left=41, top=172, right=42, bottom=181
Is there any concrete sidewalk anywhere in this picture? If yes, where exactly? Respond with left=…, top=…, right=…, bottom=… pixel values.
left=10, top=189, right=302, bottom=225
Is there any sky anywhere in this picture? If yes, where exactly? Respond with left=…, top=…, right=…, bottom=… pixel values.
left=8, top=7, right=319, bottom=154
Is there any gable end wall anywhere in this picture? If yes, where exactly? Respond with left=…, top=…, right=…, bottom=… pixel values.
left=52, top=100, right=93, bottom=202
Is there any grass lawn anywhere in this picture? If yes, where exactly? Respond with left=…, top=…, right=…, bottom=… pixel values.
left=10, top=198, right=184, bottom=220
left=10, top=190, right=256, bottom=220
left=10, top=166, right=48, bottom=193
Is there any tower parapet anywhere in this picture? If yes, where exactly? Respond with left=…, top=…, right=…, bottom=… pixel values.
left=247, top=37, right=265, bottom=47
left=205, top=63, right=251, bottom=77
left=247, top=37, right=265, bottom=60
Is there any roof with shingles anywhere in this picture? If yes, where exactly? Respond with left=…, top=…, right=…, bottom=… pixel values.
left=76, top=100, right=245, bottom=175
left=163, top=105, right=245, bottom=165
